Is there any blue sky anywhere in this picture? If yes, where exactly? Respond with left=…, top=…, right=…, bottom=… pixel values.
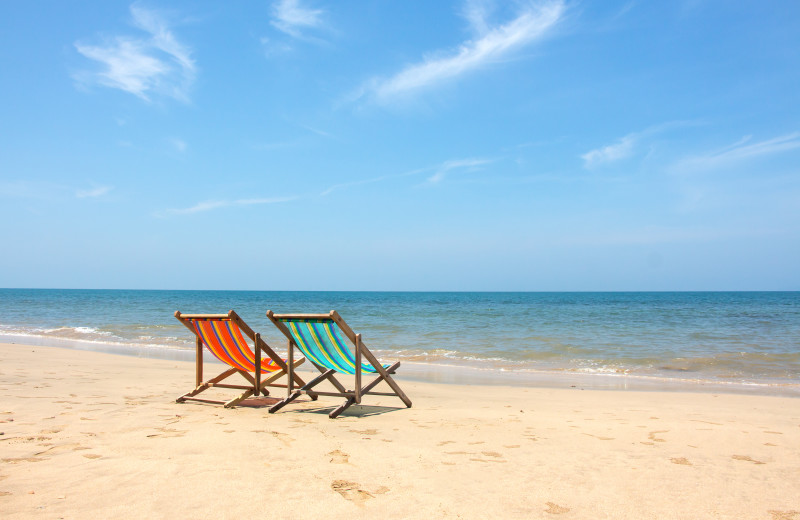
left=1, top=0, right=799, bottom=291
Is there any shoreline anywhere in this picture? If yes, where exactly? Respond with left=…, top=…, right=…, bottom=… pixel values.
left=0, top=334, right=800, bottom=398
left=1, top=342, right=798, bottom=518
left=2, top=333, right=798, bottom=398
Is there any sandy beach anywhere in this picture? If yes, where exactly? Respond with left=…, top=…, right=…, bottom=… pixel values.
left=1, top=343, right=798, bottom=519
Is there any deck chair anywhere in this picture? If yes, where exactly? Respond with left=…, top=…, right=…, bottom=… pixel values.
left=266, top=310, right=412, bottom=418
left=174, top=310, right=311, bottom=408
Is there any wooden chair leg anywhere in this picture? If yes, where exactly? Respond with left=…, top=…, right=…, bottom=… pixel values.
left=330, top=397, right=356, bottom=419
left=269, top=391, right=302, bottom=413
left=224, top=389, right=254, bottom=408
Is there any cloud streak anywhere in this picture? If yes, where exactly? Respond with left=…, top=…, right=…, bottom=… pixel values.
left=581, top=135, right=637, bottom=168
left=320, top=157, right=494, bottom=196
left=76, top=185, right=113, bottom=198
left=270, top=0, right=324, bottom=38
left=581, top=121, right=702, bottom=169
left=673, top=132, right=800, bottom=173
left=426, top=158, right=493, bottom=184
left=74, top=4, right=196, bottom=102
left=357, top=0, right=565, bottom=103
left=160, top=196, right=295, bottom=216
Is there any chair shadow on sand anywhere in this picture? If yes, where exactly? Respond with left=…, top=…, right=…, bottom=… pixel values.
left=291, top=404, right=405, bottom=418
left=237, top=396, right=403, bottom=417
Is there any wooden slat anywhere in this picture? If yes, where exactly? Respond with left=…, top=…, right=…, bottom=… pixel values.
left=355, top=333, right=362, bottom=404
left=181, top=397, right=226, bottom=405
left=287, top=338, right=294, bottom=397
left=176, top=313, right=232, bottom=319
left=300, top=391, right=356, bottom=398
left=211, top=384, right=253, bottom=390
left=195, top=336, right=203, bottom=387
left=269, top=312, right=333, bottom=320
left=254, top=332, right=261, bottom=396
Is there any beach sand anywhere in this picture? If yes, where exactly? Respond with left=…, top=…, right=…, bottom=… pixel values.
left=1, top=343, right=798, bottom=519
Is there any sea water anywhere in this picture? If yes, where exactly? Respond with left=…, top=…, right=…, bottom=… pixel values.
left=0, top=289, right=798, bottom=393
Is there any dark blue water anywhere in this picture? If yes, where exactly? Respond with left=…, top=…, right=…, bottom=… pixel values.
left=0, top=289, right=798, bottom=388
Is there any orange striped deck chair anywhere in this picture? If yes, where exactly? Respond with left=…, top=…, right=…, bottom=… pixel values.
left=174, top=310, right=310, bottom=408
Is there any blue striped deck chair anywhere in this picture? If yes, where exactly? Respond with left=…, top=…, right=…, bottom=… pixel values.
left=266, top=310, right=412, bottom=418
left=174, top=310, right=310, bottom=408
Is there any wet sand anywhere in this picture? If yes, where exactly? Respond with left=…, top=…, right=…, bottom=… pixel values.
left=1, top=343, right=798, bottom=519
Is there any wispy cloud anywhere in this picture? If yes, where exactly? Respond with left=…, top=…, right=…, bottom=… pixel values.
left=426, top=158, right=493, bottom=184
left=581, top=135, right=637, bottom=168
left=74, top=4, right=196, bottom=102
left=320, top=157, right=494, bottom=196
left=581, top=120, right=701, bottom=169
left=355, top=0, right=565, bottom=103
left=159, top=196, right=295, bottom=216
left=673, top=132, right=800, bottom=173
left=270, top=0, right=324, bottom=39
left=76, top=185, right=113, bottom=198
left=321, top=168, right=427, bottom=196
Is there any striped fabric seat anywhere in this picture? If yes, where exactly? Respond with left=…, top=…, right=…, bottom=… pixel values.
left=279, top=318, right=390, bottom=375
left=189, top=318, right=281, bottom=373
left=266, top=310, right=412, bottom=418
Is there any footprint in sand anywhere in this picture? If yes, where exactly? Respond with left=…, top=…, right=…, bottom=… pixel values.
left=437, top=440, right=455, bottom=447
left=545, top=502, right=570, bottom=514
left=146, top=428, right=187, bottom=439
left=648, top=431, right=668, bottom=443
left=270, top=431, right=293, bottom=446
left=0, top=491, right=11, bottom=497
left=328, top=450, right=349, bottom=464
left=34, top=443, right=85, bottom=456
left=331, top=480, right=387, bottom=506
left=670, top=457, right=692, bottom=466
left=732, top=455, right=765, bottom=465
left=82, top=454, right=102, bottom=459
left=582, top=433, right=615, bottom=441
left=2, top=457, right=45, bottom=464
left=768, top=511, right=800, bottom=520
left=349, top=429, right=378, bottom=436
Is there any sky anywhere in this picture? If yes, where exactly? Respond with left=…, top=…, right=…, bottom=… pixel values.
left=1, top=0, right=799, bottom=291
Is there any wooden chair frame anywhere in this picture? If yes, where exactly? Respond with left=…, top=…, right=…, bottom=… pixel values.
left=174, top=310, right=312, bottom=408
left=266, top=310, right=412, bottom=418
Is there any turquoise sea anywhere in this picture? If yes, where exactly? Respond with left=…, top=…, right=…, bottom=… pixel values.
left=0, top=289, right=798, bottom=394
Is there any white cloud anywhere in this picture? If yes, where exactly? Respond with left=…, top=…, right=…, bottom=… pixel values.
left=581, top=121, right=701, bottom=169
left=76, top=185, right=113, bottom=198
left=462, top=0, right=495, bottom=36
left=357, top=0, right=565, bottom=103
left=427, top=158, right=493, bottom=184
left=270, top=0, right=324, bottom=38
left=673, top=132, right=800, bottom=173
left=74, top=4, right=196, bottom=102
left=581, top=134, right=637, bottom=168
left=160, top=196, right=295, bottom=216
left=320, top=157, right=493, bottom=196
left=321, top=167, right=427, bottom=196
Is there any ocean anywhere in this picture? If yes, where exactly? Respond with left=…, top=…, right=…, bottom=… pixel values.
left=1, top=289, right=798, bottom=394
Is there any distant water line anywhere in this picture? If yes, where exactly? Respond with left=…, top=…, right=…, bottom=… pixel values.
left=0, top=289, right=798, bottom=394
